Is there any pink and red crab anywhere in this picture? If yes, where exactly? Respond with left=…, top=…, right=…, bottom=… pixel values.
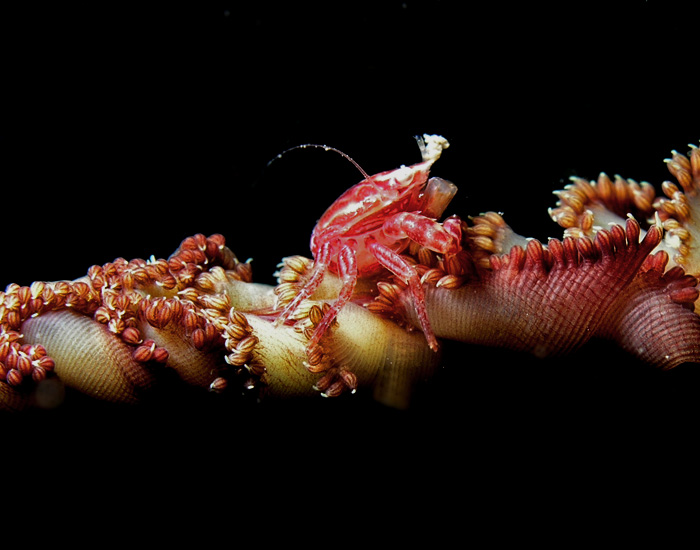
left=274, top=134, right=462, bottom=353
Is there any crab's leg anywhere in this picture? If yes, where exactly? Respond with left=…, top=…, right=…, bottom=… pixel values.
left=275, top=241, right=333, bottom=326
left=307, top=242, right=358, bottom=352
left=366, top=238, right=440, bottom=352
left=382, top=212, right=461, bottom=255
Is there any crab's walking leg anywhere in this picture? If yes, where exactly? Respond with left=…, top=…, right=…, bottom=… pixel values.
left=367, top=239, right=440, bottom=352
left=307, top=242, right=358, bottom=352
left=371, top=213, right=462, bottom=352
left=382, top=212, right=462, bottom=255
left=275, top=241, right=333, bottom=326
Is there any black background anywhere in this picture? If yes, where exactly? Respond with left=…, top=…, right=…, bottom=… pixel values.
left=3, top=2, right=700, bottom=505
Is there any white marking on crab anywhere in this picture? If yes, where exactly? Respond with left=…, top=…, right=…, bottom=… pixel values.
left=373, top=164, right=417, bottom=187
left=392, top=165, right=415, bottom=185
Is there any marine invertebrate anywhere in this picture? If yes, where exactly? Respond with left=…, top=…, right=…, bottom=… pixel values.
left=275, top=135, right=460, bottom=353
left=1, top=137, right=698, bottom=412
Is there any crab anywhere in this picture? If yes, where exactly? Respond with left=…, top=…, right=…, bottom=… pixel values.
left=274, top=134, right=462, bottom=358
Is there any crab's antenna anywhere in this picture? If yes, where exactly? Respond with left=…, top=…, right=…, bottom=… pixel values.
left=267, top=143, right=372, bottom=182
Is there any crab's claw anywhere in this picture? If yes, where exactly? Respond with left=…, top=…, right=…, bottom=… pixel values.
left=372, top=135, right=450, bottom=192
left=416, top=134, right=450, bottom=165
